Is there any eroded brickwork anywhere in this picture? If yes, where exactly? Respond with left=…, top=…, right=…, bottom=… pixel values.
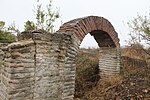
left=58, top=16, right=119, bottom=47
left=0, top=16, right=121, bottom=100
left=0, top=40, right=35, bottom=100
left=99, top=47, right=120, bottom=78
left=32, top=32, right=77, bottom=100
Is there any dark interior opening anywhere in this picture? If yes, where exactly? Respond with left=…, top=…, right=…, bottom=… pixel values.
left=90, top=30, right=116, bottom=47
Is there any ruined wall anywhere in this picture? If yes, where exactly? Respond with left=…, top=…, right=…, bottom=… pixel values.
left=0, top=16, right=121, bottom=100
left=57, top=16, right=121, bottom=79
left=32, top=32, right=77, bottom=100
left=0, top=32, right=120, bottom=100
left=0, top=44, right=4, bottom=84
left=0, top=43, right=8, bottom=84
left=121, top=56, right=147, bottom=67
left=32, top=32, right=79, bottom=100
left=33, top=32, right=61, bottom=99
left=0, top=40, right=35, bottom=100
left=61, top=33, right=80, bottom=100
left=99, top=47, right=120, bottom=78
left=0, top=32, right=78, bottom=100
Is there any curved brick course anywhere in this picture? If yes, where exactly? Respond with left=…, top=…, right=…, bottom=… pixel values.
left=58, top=16, right=119, bottom=47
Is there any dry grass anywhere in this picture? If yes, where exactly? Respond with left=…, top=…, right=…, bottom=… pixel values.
left=74, top=48, right=99, bottom=98
left=81, top=75, right=123, bottom=100
left=74, top=45, right=149, bottom=100
left=121, top=44, right=146, bottom=60
left=98, top=75, right=123, bottom=89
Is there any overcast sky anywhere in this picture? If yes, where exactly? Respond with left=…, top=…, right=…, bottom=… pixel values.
left=0, top=0, right=150, bottom=48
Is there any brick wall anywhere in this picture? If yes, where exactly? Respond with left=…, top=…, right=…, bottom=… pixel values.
left=0, top=40, right=35, bottom=100
left=99, top=47, right=120, bottom=78
left=32, top=32, right=76, bottom=100
left=0, top=32, right=120, bottom=100
left=0, top=16, right=121, bottom=100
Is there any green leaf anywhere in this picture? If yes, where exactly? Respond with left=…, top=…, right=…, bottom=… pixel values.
left=0, top=21, right=5, bottom=29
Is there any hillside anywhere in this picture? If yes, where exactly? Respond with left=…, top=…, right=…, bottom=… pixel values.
left=74, top=47, right=150, bottom=100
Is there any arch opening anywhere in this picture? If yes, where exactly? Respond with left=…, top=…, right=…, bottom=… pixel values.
left=79, top=33, right=98, bottom=48
left=75, top=33, right=100, bottom=98
left=74, top=30, right=117, bottom=98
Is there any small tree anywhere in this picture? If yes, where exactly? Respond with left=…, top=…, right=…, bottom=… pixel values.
left=24, top=0, right=60, bottom=33
left=128, top=13, right=150, bottom=45
left=0, top=21, right=16, bottom=42
left=24, top=20, right=36, bottom=32
left=127, top=13, right=150, bottom=57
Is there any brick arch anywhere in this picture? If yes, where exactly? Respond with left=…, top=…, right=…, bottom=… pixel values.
left=57, top=16, right=120, bottom=47
left=56, top=16, right=121, bottom=99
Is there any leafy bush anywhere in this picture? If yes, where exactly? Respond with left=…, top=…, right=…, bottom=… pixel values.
left=24, top=0, right=60, bottom=33
left=0, top=21, right=16, bottom=42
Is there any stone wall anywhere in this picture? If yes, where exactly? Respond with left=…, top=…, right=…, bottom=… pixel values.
left=0, top=40, right=35, bottom=100
left=32, top=32, right=79, bottom=100
left=61, top=33, right=80, bottom=100
left=0, top=32, right=121, bottom=100
left=121, top=56, right=147, bottom=67
left=33, top=32, right=61, bottom=99
left=0, top=16, right=121, bottom=100
left=0, top=44, right=4, bottom=83
left=99, top=47, right=120, bottom=78
left=32, top=32, right=77, bottom=100
left=0, top=32, right=77, bottom=100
